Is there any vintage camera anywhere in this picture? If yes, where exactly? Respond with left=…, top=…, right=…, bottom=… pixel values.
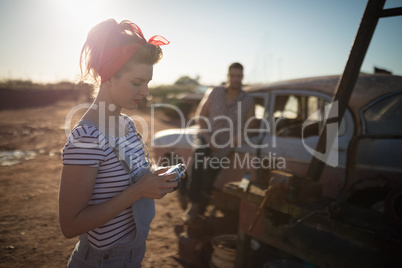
left=161, top=163, right=186, bottom=191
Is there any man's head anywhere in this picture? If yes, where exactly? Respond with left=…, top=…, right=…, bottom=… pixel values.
left=227, top=62, right=244, bottom=90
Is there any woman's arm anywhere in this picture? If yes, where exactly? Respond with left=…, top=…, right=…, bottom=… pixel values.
left=59, top=165, right=176, bottom=239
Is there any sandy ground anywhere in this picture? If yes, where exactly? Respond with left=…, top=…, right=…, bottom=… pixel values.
left=0, top=98, right=187, bottom=267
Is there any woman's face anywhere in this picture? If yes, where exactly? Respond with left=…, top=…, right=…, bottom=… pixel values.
left=109, top=63, right=153, bottom=110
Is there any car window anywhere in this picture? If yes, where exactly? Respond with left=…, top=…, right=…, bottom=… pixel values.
left=254, top=96, right=265, bottom=119
left=307, top=96, right=325, bottom=120
left=306, top=96, right=346, bottom=136
left=363, top=92, right=402, bottom=135
left=274, top=94, right=346, bottom=137
left=274, top=95, right=299, bottom=119
left=246, top=95, right=266, bottom=138
left=273, top=94, right=303, bottom=137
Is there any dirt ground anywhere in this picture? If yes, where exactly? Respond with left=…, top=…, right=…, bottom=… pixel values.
left=0, top=98, right=188, bottom=267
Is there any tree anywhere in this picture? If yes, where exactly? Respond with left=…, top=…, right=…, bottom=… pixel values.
left=174, top=75, right=200, bottom=86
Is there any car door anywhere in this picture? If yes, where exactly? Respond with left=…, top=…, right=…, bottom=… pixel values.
left=259, top=89, right=354, bottom=198
left=347, top=91, right=402, bottom=192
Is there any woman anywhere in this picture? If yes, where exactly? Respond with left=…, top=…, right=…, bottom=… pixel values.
left=59, top=19, right=178, bottom=267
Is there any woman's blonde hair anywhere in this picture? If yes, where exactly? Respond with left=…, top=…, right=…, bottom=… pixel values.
left=80, top=19, right=163, bottom=84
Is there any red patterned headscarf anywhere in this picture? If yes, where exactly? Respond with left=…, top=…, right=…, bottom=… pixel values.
left=98, top=23, right=169, bottom=83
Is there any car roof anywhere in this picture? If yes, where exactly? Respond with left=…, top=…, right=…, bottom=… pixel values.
left=245, top=74, right=402, bottom=114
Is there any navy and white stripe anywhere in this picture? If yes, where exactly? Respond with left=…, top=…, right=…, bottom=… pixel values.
left=62, top=116, right=147, bottom=249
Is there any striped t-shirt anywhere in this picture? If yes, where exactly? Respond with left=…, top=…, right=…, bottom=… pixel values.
left=62, top=115, right=148, bottom=250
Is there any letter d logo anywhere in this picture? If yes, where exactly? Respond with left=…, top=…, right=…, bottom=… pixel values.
left=302, top=101, right=339, bottom=167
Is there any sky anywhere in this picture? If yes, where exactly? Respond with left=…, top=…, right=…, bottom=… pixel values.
left=0, top=0, right=401, bottom=87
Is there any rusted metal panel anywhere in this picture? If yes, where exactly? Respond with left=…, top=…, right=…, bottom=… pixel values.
left=379, top=7, right=402, bottom=17
left=226, top=182, right=402, bottom=268
left=307, top=0, right=387, bottom=182
left=344, top=137, right=402, bottom=197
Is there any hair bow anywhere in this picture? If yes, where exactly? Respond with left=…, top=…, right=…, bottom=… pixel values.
left=99, top=22, right=169, bottom=83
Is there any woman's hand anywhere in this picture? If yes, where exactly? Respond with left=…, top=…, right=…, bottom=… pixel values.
left=59, top=165, right=184, bottom=239
left=134, top=167, right=180, bottom=199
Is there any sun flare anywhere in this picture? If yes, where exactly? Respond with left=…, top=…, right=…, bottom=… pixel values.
left=57, top=0, right=105, bottom=29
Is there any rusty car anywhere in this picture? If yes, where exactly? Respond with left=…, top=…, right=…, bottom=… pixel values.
left=152, top=73, right=402, bottom=226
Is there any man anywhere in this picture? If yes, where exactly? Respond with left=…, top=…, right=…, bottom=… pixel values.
left=184, top=62, right=255, bottom=222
